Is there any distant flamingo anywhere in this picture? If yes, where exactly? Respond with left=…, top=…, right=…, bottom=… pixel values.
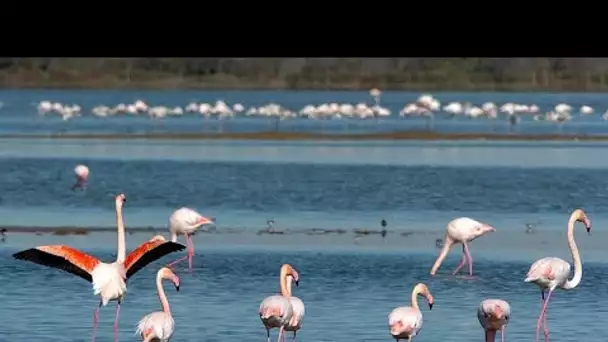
left=524, top=208, right=590, bottom=342
left=429, top=217, right=495, bottom=277
left=477, top=299, right=511, bottom=342
left=166, top=207, right=215, bottom=272
left=388, top=283, right=434, bottom=342
left=12, top=194, right=186, bottom=342
left=136, top=267, right=180, bottom=342
left=259, top=264, right=300, bottom=342
left=73, top=164, right=89, bottom=190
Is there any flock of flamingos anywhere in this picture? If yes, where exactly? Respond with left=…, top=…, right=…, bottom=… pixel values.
left=11, top=164, right=590, bottom=342
left=30, top=89, right=608, bottom=126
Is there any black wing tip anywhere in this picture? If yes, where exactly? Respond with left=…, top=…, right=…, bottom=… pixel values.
left=13, top=248, right=41, bottom=259
left=164, top=242, right=186, bottom=251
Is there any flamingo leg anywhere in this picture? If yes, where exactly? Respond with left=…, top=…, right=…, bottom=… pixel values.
left=187, top=234, right=195, bottom=272
left=452, top=246, right=467, bottom=275
left=536, top=289, right=553, bottom=342
left=167, top=235, right=190, bottom=268
left=91, top=301, right=101, bottom=342
left=277, top=326, right=284, bottom=342
left=501, top=326, right=505, bottom=342
left=266, top=328, right=271, bottom=342
left=113, top=301, right=121, bottom=342
left=463, top=242, right=474, bottom=276
left=292, top=331, right=297, bottom=342
left=539, top=290, right=550, bottom=342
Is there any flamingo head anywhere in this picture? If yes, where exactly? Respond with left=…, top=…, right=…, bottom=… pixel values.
left=492, top=304, right=505, bottom=320
left=573, top=209, right=591, bottom=233
left=115, top=193, right=126, bottom=207
left=415, top=283, right=434, bottom=310
left=473, top=223, right=495, bottom=239
left=281, top=264, right=299, bottom=287
left=161, top=267, right=180, bottom=291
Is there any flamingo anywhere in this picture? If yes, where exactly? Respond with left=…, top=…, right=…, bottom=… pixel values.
left=388, top=283, right=434, bottom=342
left=524, top=208, right=590, bottom=342
left=12, top=194, right=186, bottom=342
left=73, top=164, right=90, bottom=190
left=429, top=217, right=495, bottom=277
left=259, top=264, right=300, bottom=342
left=166, top=207, right=215, bottom=272
left=136, top=267, right=180, bottom=342
left=477, top=299, right=510, bottom=342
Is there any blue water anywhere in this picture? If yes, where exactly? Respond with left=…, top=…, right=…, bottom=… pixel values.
left=2, top=90, right=608, bottom=341
left=1, top=89, right=608, bottom=135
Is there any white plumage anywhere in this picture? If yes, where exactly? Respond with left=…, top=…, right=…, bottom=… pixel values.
left=136, top=312, right=175, bottom=342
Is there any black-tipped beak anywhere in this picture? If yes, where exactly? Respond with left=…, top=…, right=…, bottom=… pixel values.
left=175, top=285, right=180, bottom=292
left=428, top=303, right=433, bottom=310
left=123, top=198, right=127, bottom=203
left=586, top=226, right=591, bottom=234
left=295, top=280, right=299, bottom=287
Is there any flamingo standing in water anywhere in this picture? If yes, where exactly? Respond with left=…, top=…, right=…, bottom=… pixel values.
left=477, top=299, right=511, bottom=342
left=166, top=207, right=215, bottom=272
left=12, top=194, right=186, bottom=342
left=259, top=264, right=300, bottom=342
left=73, top=164, right=90, bottom=190
left=524, top=208, right=590, bottom=342
left=136, top=267, right=180, bottom=342
left=429, top=217, right=495, bottom=277
left=388, top=283, right=434, bottom=342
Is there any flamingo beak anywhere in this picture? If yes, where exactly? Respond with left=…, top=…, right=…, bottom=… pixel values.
left=175, top=284, right=180, bottom=292
left=295, top=280, right=299, bottom=287
left=428, top=302, right=433, bottom=310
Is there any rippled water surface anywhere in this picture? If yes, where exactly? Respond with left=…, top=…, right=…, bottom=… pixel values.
left=2, top=107, right=608, bottom=341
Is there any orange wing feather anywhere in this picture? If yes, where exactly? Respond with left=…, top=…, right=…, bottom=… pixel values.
left=124, top=236, right=185, bottom=279
left=13, top=245, right=100, bottom=282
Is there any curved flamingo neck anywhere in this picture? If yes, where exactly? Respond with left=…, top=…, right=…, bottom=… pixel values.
left=430, top=235, right=454, bottom=275
left=410, top=285, right=422, bottom=311
left=116, top=205, right=126, bottom=263
left=170, top=232, right=178, bottom=243
left=157, top=273, right=171, bottom=315
left=280, top=268, right=291, bottom=297
left=563, top=214, right=582, bottom=289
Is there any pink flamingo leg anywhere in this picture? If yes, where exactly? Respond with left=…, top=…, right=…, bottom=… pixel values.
left=541, top=291, right=550, bottom=342
left=536, top=289, right=553, bottom=342
left=452, top=246, right=467, bottom=275
left=293, top=331, right=297, bottom=342
left=277, top=326, right=284, bottom=342
left=113, top=302, right=121, bottom=342
left=187, top=234, right=194, bottom=272
left=167, top=235, right=191, bottom=268
left=501, top=326, right=505, bottom=342
left=463, top=242, right=474, bottom=276
left=91, top=302, right=101, bottom=342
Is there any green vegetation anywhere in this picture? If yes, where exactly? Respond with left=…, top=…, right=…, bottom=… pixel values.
left=1, top=58, right=608, bottom=91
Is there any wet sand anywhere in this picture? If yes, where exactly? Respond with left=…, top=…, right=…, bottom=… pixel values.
left=0, top=131, right=605, bottom=141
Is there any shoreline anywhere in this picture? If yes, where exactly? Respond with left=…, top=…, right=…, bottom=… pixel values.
left=1, top=131, right=607, bottom=141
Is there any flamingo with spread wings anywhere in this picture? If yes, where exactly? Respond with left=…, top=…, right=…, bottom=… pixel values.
left=12, top=193, right=186, bottom=342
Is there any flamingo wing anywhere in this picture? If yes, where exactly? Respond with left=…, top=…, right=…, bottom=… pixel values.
left=124, top=236, right=185, bottom=279
left=12, top=245, right=100, bottom=282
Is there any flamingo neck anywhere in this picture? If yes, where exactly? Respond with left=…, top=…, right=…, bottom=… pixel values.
left=430, top=236, right=454, bottom=275
left=563, top=214, right=582, bottom=289
left=156, top=273, right=171, bottom=315
left=280, top=268, right=291, bottom=297
left=410, top=285, right=421, bottom=311
left=485, top=329, right=497, bottom=342
left=116, top=205, right=126, bottom=263
left=170, top=232, right=177, bottom=243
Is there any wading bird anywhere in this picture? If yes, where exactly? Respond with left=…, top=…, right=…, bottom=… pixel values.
left=72, top=164, right=90, bottom=190
left=12, top=194, right=186, bottom=342
left=477, top=299, right=510, bottom=342
left=259, top=264, right=300, bottom=342
left=388, top=283, right=434, bottom=342
left=166, top=207, right=214, bottom=272
left=136, top=267, right=180, bottom=342
left=524, top=209, right=590, bottom=342
left=430, top=217, right=495, bottom=277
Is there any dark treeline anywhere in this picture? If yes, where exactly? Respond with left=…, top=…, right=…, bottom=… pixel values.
left=1, top=58, right=608, bottom=91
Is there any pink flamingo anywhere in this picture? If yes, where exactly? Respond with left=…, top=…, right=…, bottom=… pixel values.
left=524, top=208, right=590, bottom=342
left=166, top=207, right=215, bottom=272
left=12, top=194, right=186, bottom=342
left=72, top=164, right=90, bottom=190
left=429, top=217, right=495, bottom=277
left=259, top=264, right=300, bottom=342
left=388, top=283, right=434, bottom=342
left=136, top=267, right=180, bottom=342
left=477, top=299, right=511, bottom=342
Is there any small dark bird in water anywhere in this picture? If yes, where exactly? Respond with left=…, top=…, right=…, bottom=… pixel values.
left=380, top=219, right=387, bottom=239
left=525, top=223, right=536, bottom=234
left=0, top=228, right=6, bottom=236
left=267, top=219, right=275, bottom=233
left=435, top=238, right=444, bottom=249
